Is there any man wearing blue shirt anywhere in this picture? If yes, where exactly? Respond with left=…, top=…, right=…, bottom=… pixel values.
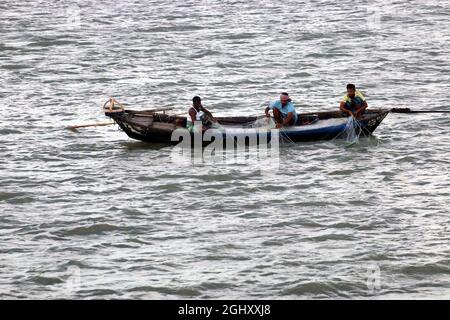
left=265, top=92, right=298, bottom=128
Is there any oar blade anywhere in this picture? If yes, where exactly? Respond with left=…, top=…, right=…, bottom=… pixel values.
left=66, top=122, right=114, bottom=131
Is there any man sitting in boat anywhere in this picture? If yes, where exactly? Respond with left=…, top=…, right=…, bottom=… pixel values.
left=339, top=84, right=368, bottom=118
left=264, top=92, right=298, bottom=128
left=186, top=96, right=216, bottom=132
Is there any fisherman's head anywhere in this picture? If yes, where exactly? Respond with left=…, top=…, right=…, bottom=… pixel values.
left=192, top=96, right=202, bottom=108
left=346, top=84, right=356, bottom=98
left=280, top=92, right=290, bottom=106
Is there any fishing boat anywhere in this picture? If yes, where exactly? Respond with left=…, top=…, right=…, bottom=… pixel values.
left=103, top=99, right=390, bottom=145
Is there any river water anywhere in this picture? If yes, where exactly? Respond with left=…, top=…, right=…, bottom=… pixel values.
left=1, top=0, right=449, bottom=299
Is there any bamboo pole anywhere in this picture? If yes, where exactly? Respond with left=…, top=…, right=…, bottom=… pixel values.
left=66, top=121, right=115, bottom=131
left=391, top=108, right=450, bottom=114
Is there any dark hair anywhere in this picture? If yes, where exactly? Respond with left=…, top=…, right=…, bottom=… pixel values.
left=281, top=92, right=289, bottom=96
left=192, top=96, right=201, bottom=103
left=346, top=84, right=356, bottom=90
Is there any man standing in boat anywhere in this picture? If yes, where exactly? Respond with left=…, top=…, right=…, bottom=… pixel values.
left=186, top=96, right=216, bottom=132
left=265, top=92, right=298, bottom=128
left=339, top=84, right=368, bottom=118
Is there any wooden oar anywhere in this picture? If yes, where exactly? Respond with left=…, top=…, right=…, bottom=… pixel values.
left=391, top=108, right=450, bottom=114
left=66, top=121, right=114, bottom=131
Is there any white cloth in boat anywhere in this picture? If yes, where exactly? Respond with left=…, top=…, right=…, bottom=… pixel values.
left=186, top=107, right=205, bottom=126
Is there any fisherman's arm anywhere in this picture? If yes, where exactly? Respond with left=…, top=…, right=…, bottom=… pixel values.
left=188, top=108, right=197, bottom=123
left=340, top=102, right=355, bottom=117
left=201, top=106, right=217, bottom=122
left=355, top=101, right=368, bottom=117
left=356, top=100, right=369, bottom=113
left=283, top=112, right=294, bottom=125
left=275, top=112, right=293, bottom=128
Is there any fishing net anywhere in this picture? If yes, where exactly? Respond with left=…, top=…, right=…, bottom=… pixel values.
left=250, top=117, right=298, bottom=145
left=250, top=116, right=276, bottom=129
left=341, top=116, right=362, bottom=146
left=210, top=122, right=224, bottom=130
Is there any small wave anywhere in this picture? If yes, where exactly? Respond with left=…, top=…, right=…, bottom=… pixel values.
left=1, top=64, right=30, bottom=70
left=356, top=221, right=389, bottom=231
left=187, top=49, right=220, bottom=59
left=400, top=263, right=450, bottom=276
left=199, top=282, right=235, bottom=290
left=138, top=25, right=204, bottom=33
left=0, top=43, right=21, bottom=51
left=157, top=183, right=184, bottom=193
left=281, top=282, right=339, bottom=298
left=58, top=223, right=121, bottom=236
left=0, top=192, right=34, bottom=204
left=327, top=169, right=356, bottom=175
left=222, top=33, right=259, bottom=39
left=77, top=289, right=119, bottom=297
left=0, top=129, right=22, bottom=135
left=261, top=240, right=284, bottom=246
left=127, top=285, right=202, bottom=297
left=327, top=222, right=360, bottom=229
left=61, top=260, right=94, bottom=269
left=305, top=233, right=356, bottom=242
left=28, top=40, right=79, bottom=47
left=199, top=254, right=251, bottom=262
left=0, top=192, right=27, bottom=201
left=271, top=219, right=323, bottom=228
left=289, top=71, right=312, bottom=77
left=31, top=275, right=64, bottom=286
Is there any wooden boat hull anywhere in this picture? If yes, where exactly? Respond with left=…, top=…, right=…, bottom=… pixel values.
left=105, top=109, right=390, bottom=145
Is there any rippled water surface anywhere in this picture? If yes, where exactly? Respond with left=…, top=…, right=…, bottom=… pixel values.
left=1, top=0, right=450, bottom=299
